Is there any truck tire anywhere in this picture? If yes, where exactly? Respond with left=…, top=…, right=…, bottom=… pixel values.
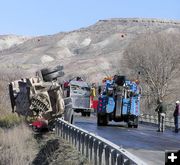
left=104, top=114, right=108, bottom=125
left=41, top=65, right=63, bottom=76
left=97, top=114, right=108, bottom=126
left=128, top=123, right=133, bottom=128
left=87, top=112, right=91, bottom=117
left=133, top=117, right=138, bottom=128
left=43, top=71, right=65, bottom=82
left=81, top=112, right=86, bottom=116
left=9, top=83, right=15, bottom=112
left=97, top=114, right=103, bottom=126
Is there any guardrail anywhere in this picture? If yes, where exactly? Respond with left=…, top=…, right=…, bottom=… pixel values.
left=55, top=118, right=147, bottom=165
left=139, top=114, right=175, bottom=128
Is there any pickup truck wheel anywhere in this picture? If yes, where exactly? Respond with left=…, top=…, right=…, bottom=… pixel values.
left=41, top=65, right=63, bottom=76
left=43, top=71, right=65, bottom=82
left=128, top=123, right=133, bottom=128
left=81, top=112, right=86, bottom=116
left=87, top=112, right=91, bottom=117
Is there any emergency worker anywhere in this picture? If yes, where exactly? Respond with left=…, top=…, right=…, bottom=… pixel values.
left=155, top=99, right=167, bottom=132
left=173, top=100, right=180, bottom=133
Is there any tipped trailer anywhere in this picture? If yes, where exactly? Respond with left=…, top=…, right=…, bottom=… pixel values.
left=97, top=76, right=141, bottom=128
left=8, top=65, right=74, bottom=131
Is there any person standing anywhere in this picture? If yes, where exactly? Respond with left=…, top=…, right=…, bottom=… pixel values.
left=155, top=99, right=167, bottom=132
left=173, top=100, right=180, bottom=133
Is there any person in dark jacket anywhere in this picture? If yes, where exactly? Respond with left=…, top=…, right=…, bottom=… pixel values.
left=173, top=100, right=180, bottom=133
left=155, top=99, right=167, bottom=132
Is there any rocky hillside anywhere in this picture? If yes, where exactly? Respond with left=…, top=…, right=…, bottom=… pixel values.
left=0, top=18, right=180, bottom=82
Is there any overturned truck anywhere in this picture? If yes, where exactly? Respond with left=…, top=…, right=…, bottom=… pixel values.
left=8, top=65, right=74, bottom=131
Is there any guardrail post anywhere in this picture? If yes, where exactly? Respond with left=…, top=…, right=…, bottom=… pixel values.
left=105, top=146, right=110, bottom=165
left=69, top=126, right=72, bottom=144
left=117, top=153, right=123, bottom=165
left=111, top=149, right=117, bottom=165
left=66, top=125, right=69, bottom=141
left=78, top=131, right=81, bottom=152
left=62, top=123, right=65, bottom=139
left=71, top=128, right=75, bottom=145
left=74, top=129, right=78, bottom=148
left=85, top=134, right=89, bottom=159
left=89, top=136, right=93, bottom=163
left=94, top=139, right=98, bottom=165
left=98, top=142, right=104, bottom=165
left=81, top=132, right=85, bottom=155
left=55, top=120, right=59, bottom=136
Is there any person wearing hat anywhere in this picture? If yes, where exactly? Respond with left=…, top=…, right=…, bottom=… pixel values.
left=173, top=100, right=180, bottom=133
left=155, top=99, right=167, bottom=132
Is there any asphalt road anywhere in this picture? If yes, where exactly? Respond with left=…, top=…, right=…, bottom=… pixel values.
left=74, top=114, right=180, bottom=165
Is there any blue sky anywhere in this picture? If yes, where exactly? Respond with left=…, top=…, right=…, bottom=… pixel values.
left=0, top=0, right=179, bottom=36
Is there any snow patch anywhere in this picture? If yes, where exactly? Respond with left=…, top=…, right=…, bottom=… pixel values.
left=41, top=55, right=54, bottom=63
left=57, top=47, right=73, bottom=58
left=80, top=38, right=91, bottom=46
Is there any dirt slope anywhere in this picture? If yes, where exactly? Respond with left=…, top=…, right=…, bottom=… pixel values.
left=0, top=18, right=180, bottom=81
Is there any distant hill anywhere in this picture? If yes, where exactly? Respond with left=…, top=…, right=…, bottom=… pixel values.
left=0, top=18, right=180, bottom=82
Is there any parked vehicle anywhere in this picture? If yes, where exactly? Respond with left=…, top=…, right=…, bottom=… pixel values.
left=63, top=78, right=94, bottom=117
left=97, top=75, right=141, bottom=128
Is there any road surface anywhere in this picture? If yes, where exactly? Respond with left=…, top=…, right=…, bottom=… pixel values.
left=74, top=114, right=180, bottom=165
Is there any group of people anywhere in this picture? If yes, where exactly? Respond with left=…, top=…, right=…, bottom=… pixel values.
left=155, top=99, right=180, bottom=133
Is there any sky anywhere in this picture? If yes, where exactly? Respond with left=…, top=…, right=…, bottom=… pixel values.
left=0, top=0, right=179, bottom=36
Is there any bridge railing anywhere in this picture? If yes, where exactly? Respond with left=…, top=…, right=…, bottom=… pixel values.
left=55, top=118, right=147, bottom=165
left=139, top=114, right=175, bottom=128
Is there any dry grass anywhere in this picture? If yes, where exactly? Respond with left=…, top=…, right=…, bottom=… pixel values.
left=0, top=70, right=38, bottom=165
left=0, top=114, right=23, bottom=128
left=0, top=124, right=38, bottom=165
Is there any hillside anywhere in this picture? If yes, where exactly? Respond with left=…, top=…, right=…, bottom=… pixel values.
left=0, top=18, right=180, bottom=82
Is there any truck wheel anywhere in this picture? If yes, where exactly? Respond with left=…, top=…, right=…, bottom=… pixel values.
left=103, top=115, right=108, bottom=126
left=81, top=112, right=86, bottom=116
left=97, top=114, right=103, bottom=126
left=43, top=71, right=65, bottom=82
left=41, top=65, right=63, bottom=76
left=128, top=123, right=132, bottom=128
left=97, top=114, right=108, bottom=126
left=87, top=112, right=91, bottom=117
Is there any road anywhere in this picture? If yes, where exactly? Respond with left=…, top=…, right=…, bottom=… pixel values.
left=74, top=114, right=180, bottom=165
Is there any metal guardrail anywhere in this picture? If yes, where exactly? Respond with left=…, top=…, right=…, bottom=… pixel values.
left=55, top=118, right=147, bottom=165
left=139, top=114, right=175, bottom=128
